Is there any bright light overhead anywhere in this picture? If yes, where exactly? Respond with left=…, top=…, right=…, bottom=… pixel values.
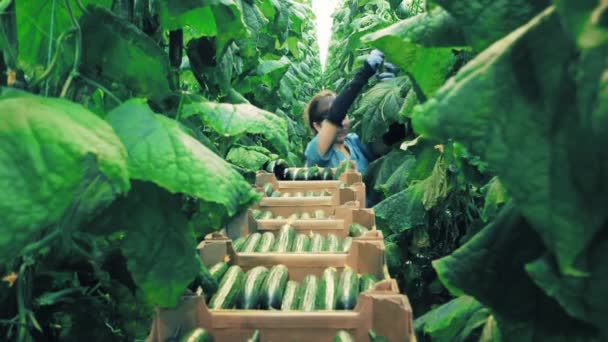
left=311, top=0, right=339, bottom=72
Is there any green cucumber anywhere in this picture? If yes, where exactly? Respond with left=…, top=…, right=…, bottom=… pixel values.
left=293, top=192, right=304, bottom=197
left=292, top=234, right=311, bottom=252
left=294, top=168, right=307, bottom=180
left=314, top=209, right=326, bottom=219
left=336, top=268, right=359, bottom=310
left=275, top=215, right=285, bottom=220
left=179, top=328, right=213, bottom=342
left=310, top=233, right=325, bottom=252
left=238, top=266, right=269, bottom=309
left=262, top=183, right=274, bottom=196
left=299, top=275, right=319, bottom=311
left=287, top=213, right=300, bottom=220
left=273, top=224, right=295, bottom=252
left=266, top=159, right=288, bottom=179
left=256, top=232, right=275, bottom=252
left=318, top=267, right=338, bottom=310
left=251, top=209, right=263, bottom=219
left=333, top=330, right=354, bottom=342
left=241, top=233, right=262, bottom=253
left=260, top=264, right=289, bottom=309
left=283, top=168, right=296, bottom=180
left=324, top=234, right=341, bottom=252
left=321, top=167, right=334, bottom=180
left=341, top=237, right=353, bottom=253
left=305, top=191, right=316, bottom=197
left=300, top=212, right=312, bottom=220
left=359, top=274, right=379, bottom=293
left=280, top=280, right=301, bottom=310
left=260, top=211, right=273, bottom=220
left=188, top=262, right=218, bottom=299
left=270, top=190, right=282, bottom=197
left=209, top=265, right=245, bottom=309
left=368, top=330, right=390, bottom=342
left=305, top=166, right=320, bottom=180
left=335, top=160, right=352, bottom=179
left=208, top=258, right=229, bottom=282
left=349, top=223, right=369, bottom=237
left=281, top=192, right=291, bottom=198
left=233, top=236, right=248, bottom=252
left=247, top=330, right=260, bottom=342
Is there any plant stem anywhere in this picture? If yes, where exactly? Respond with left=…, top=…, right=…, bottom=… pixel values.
left=60, top=0, right=81, bottom=98
left=31, top=29, right=75, bottom=88
left=78, top=74, right=122, bottom=104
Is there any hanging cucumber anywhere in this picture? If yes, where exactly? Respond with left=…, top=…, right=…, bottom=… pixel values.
left=309, top=233, right=325, bottom=252
left=292, top=233, right=311, bottom=252
left=359, top=274, right=379, bottom=293
left=341, top=237, right=353, bottom=253
left=348, top=223, right=369, bottom=237
left=299, top=275, right=319, bottom=311
left=280, top=280, right=302, bottom=310
left=238, top=266, right=269, bottom=309
left=273, top=224, right=295, bottom=252
left=260, top=264, right=289, bottom=309
left=318, top=267, right=339, bottom=310
left=336, top=267, right=359, bottom=310
left=179, top=328, right=213, bottom=342
left=209, top=256, right=230, bottom=282
left=332, top=330, right=354, bottom=342
left=324, top=234, right=341, bottom=252
left=241, top=233, right=262, bottom=253
left=256, top=232, right=276, bottom=253
left=233, top=236, right=248, bottom=252
left=208, top=265, right=245, bottom=309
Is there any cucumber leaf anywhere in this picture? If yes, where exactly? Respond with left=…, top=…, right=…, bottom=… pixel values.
left=0, top=93, right=129, bottom=263
left=226, top=145, right=272, bottom=171
left=553, top=0, right=608, bottom=49
left=106, top=98, right=259, bottom=217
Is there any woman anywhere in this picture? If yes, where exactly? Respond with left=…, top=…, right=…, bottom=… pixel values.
left=304, top=49, right=390, bottom=174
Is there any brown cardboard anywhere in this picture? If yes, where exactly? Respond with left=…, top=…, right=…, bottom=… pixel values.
left=225, top=204, right=376, bottom=239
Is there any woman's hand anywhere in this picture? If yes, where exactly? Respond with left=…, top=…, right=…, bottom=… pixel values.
left=366, top=49, right=385, bottom=72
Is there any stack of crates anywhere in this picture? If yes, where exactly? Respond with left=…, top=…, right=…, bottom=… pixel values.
left=146, top=166, right=415, bottom=342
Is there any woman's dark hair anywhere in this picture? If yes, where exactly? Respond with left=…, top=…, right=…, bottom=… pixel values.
left=304, top=90, right=336, bottom=133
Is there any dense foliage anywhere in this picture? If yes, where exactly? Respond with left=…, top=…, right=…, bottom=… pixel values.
left=326, top=0, right=607, bottom=341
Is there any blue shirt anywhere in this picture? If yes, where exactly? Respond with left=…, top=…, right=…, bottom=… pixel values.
left=305, top=133, right=371, bottom=174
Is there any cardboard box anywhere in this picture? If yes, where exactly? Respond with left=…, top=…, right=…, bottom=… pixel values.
left=146, top=238, right=415, bottom=342
left=257, top=187, right=359, bottom=208
left=226, top=204, right=376, bottom=240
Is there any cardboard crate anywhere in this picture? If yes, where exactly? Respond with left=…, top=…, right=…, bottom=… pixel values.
left=226, top=204, right=375, bottom=240
left=146, top=238, right=415, bottom=342
left=257, top=187, right=359, bottom=208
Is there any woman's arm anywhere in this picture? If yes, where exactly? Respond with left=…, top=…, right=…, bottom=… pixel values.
left=316, top=50, right=384, bottom=156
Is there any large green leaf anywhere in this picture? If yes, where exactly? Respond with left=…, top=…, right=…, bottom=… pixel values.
left=79, top=6, right=173, bottom=100
left=435, top=0, right=550, bottom=51
left=374, top=180, right=427, bottom=235
left=0, top=91, right=129, bottom=263
left=181, top=101, right=289, bottom=156
left=226, top=145, right=272, bottom=171
left=480, top=176, right=509, bottom=222
left=15, top=0, right=112, bottom=90
left=106, top=99, right=259, bottom=217
left=236, top=56, right=290, bottom=93
left=117, top=182, right=200, bottom=307
left=415, top=295, right=491, bottom=342
left=413, top=7, right=608, bottom=274
left=433, top=204, right=599, bottom=341
left=362, top=8, right=466, bottom=96
left=553, top=0, right=608, bottom=49
left=353, top=76, right=409, bottom=144
left=236, top=0, right=269, bottom=58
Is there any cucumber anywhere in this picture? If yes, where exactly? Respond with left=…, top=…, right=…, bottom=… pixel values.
left=260, top=264, right=289, bottom=309
left=338, top=183, right=348, bottom=189
left=238, top=266, right=269, bottom=309
left=300, top=212, right=312, bottom=220
left=273, top=224, right=295, bottom=252
left=280, top=280, right=301, bottom=310
left=287, top=213, right=300, bottom=220
left=275, top=215, right=285, bottom=220
left=266, top=159, right=288, bottom=179
left=310, top=233, right=325, bottom=252
left=251, top=209, right=263, bottom=219
left=208, top=257, right=229, bottom=282
left=256, top=232, right=275, bottom=252
left=281, top=192, right=291, bottom=198
left=241, top=233, right=262, bottom=253
left=336, top=268, right=359, bottom=310
left=179, top=328, right=213, bottom=342
left=247, top=330, right=260, bottom=342
left=321, top=167, right=334, bottom=180
left=359, top=274, right=378, bottom=293
left=294, top=168, right=307, bottom=180
left=260, top=211, right=273, bottom=220
left=341, top=237, right=353, bottom=253
left=305, top=166, right=320, bottom=180
left=299, top=275, right=319, bottom=311
left=368, top=330, right=390, bottom=342
left=335, top=160, right=352, bottom=179
left=293, top=192, right=304, bottom=197
left=314, top=209, right=326, bottom=219
left=324, top=234, right=341, bottom=252
left=318, top=267, right=338, bottom=310
left=292, top=234, right=311, bottom=252
left=283, top=168, right=295, bottom=180
left=209, top=265, right=245, bottom=309
left=262, top=183, right=274, bottom=196
left=188, top=262, right=219, bottom=299
left=270, top=190, right=282, bottom=197
left=233, top=236, right=247, bottom=252
left=305, top=191, right=316, bottom=197
left=333, top=330, right=354, bottom=342
left=349, top=223, right=369, bottom=237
